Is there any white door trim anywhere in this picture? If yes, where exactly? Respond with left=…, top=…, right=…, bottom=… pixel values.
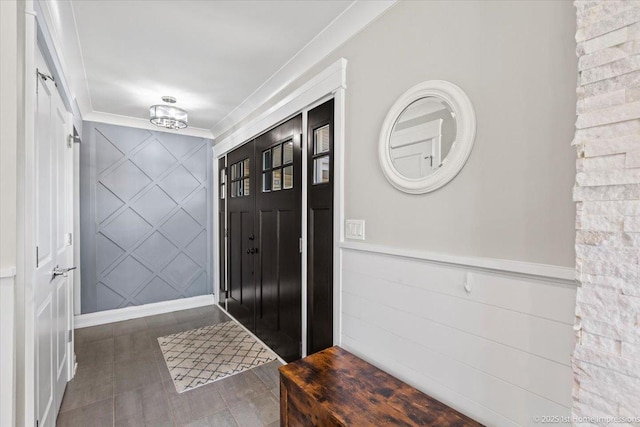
left=16, top=4, right=39, bottom=426
left=212, top=58, right=347, bottom=356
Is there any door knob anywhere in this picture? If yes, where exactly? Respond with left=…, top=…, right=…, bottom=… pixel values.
left=52, top=266, right=77, bottom=278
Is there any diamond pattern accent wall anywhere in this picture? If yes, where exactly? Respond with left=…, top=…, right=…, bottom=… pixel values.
left=81, top=122, right=212, bottom=313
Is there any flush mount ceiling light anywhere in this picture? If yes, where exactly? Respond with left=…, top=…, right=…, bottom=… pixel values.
left=150, top=96, right=188, bottom=130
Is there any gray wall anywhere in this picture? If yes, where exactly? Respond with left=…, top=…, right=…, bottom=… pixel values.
left=218, top=0, right=577, bottom=267
left=0, top=0, right=19, bottom=270
left=80, top=122, right=212, bottom=313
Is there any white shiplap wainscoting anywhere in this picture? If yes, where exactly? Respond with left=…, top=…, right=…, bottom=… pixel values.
left=0, top=267, right=16, bottom=427
left=339, top=243, right=576, bottom=427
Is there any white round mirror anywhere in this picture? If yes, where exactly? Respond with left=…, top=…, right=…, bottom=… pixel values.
left=379, top=81, right=476, bottom=194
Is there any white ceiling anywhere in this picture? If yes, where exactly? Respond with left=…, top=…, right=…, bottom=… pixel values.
left=69, top=0, right=354, bottom=132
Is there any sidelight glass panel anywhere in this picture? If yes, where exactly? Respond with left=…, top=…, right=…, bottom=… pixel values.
left=272, top=145, right=282, bottom=168
left=243, top=159, right=250, bottom=177
left=263, top=172, right=272, bottom=192
left=263, top=149, right=272, bottom=171
left=314, top=125, right=330, bottom=154
left=244, top=178, right=250, bottom=196
left=221, top=184, right=225, bottom=199
left=273, top=169, right=282, bottom=191
left=283, top=140, right=293, bottom=164
left=220, top=168, right=226, bottom=184
left=313, top=155, right=330, bottom=184
left=283, top=166, right=293, bottom=189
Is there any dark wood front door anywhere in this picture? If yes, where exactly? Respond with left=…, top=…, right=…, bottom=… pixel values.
left=226, top=141, right=256, bottom=330
left=307, top=99, right=334, bottom=355
left=254, top=116, right=303, bottom=362
left=225, top=114, right=303, bottom=362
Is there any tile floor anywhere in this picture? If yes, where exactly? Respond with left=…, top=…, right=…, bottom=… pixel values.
left=56, top=305, right=283, bottom=427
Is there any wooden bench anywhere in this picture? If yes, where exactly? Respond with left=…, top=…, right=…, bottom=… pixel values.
left=279, top=346, right=483, bottom=427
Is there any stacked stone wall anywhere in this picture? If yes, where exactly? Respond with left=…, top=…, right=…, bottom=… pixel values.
left=573, top=1, right=640, bottom=424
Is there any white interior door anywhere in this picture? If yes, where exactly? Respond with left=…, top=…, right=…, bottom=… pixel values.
left=34, top=46, right=74, bottom=427
left=390, top=118, right=443, bottom=178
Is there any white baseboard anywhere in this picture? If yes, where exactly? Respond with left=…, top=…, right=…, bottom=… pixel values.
left=74, top=294, right=215, bottom=329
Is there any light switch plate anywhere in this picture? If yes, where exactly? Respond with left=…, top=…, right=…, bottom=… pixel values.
left=345, top=219, right=365, bottom=240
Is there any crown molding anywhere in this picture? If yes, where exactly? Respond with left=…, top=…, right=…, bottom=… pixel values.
left=84, top=111, right=214, bottom=139
left=211, top=0, right=397, bottom=138
left=213, top=58, right=346, bottom=157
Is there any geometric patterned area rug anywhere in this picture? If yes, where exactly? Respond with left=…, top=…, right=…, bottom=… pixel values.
left=158, top=321, right=277, bottom=393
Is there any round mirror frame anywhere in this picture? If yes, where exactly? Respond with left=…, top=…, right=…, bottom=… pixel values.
left=378, top=80, right=476, bottom=194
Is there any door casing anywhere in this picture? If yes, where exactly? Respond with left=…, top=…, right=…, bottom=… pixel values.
left=212, top=59, right=347, bottom=358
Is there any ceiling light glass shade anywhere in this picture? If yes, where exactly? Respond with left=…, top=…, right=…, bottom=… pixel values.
left=149, top=104, right=188, bottom=130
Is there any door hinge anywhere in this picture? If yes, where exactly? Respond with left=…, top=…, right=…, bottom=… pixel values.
left=68, top=133, right=81, bottom=145
left=68, top=330, right=72, bottom=343
left=36, top=68, right=56, bottom=95
left=299, top=238, right=303, bottom=254
left=37, top=69, right=56, bottom=85
left=36, top=420, right=39, bottom=427
left=36, top=246, right=39, bottom=268
left=225, top=228, right=228, bottom=237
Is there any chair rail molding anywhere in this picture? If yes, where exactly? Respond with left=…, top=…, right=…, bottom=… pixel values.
left=340, top=241, right=576, bottom=285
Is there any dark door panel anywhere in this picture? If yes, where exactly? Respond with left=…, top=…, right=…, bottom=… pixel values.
left=255, top=115, right=303, bottom=362
left=226, top=141, right=255, bottom=330
left=225, top=114, right=303, bottom=362
left=307, top=100, right=334, bottom=355
left=258, top=209, right=278, bottom=330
